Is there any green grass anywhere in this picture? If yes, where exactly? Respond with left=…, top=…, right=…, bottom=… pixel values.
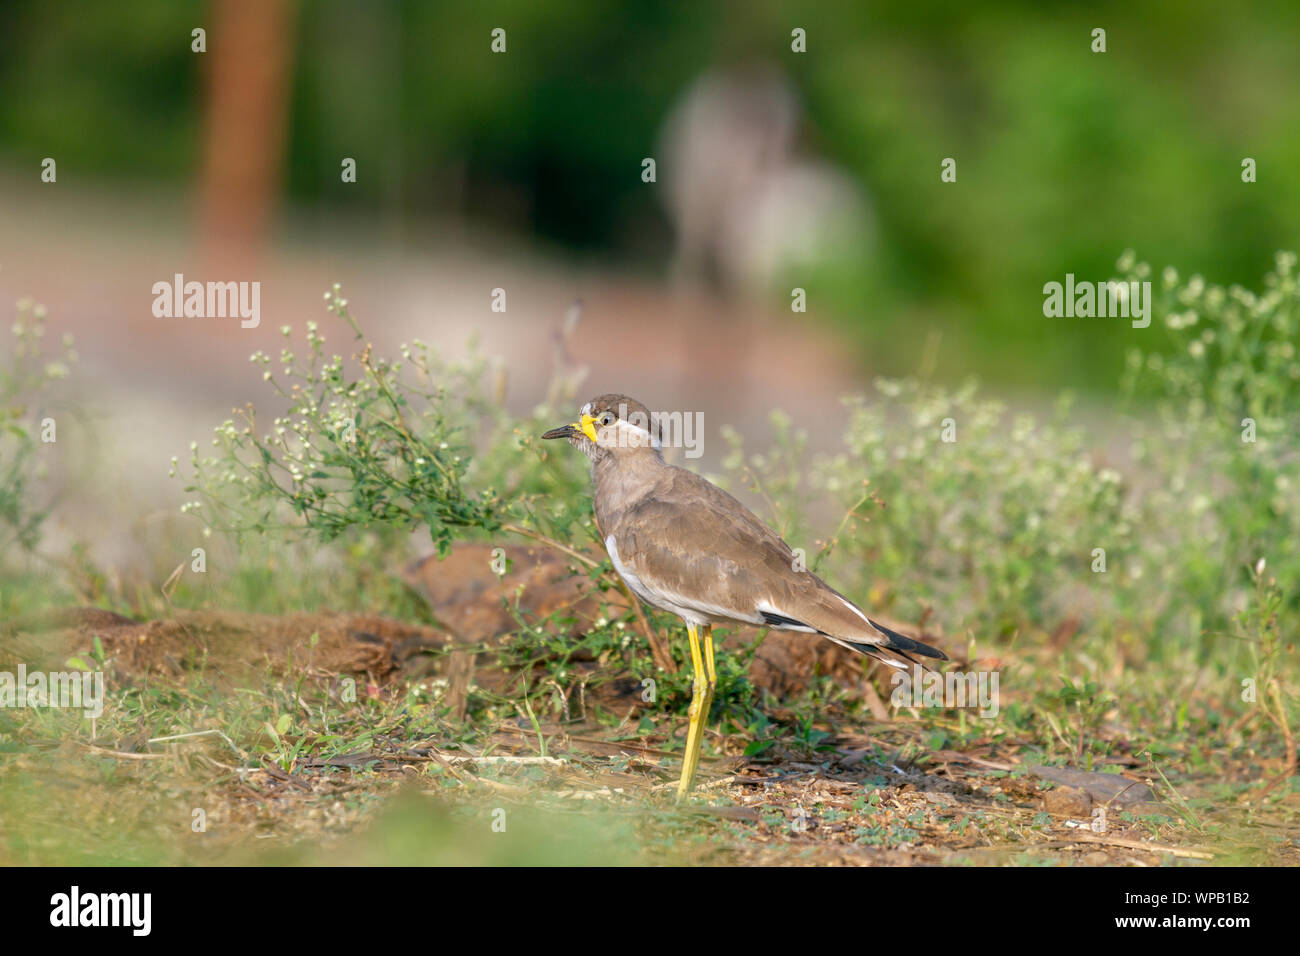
left=1, top=258, right=1297, bottom=864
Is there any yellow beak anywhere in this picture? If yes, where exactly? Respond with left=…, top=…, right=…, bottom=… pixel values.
left=541, top=413, right=601, bottom=443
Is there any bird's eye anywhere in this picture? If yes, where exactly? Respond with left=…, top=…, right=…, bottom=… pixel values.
left=599, top=413, right=615, bottom=426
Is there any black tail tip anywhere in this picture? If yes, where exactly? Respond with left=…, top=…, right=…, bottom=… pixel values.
left=868, top=617, right=948, bottom=660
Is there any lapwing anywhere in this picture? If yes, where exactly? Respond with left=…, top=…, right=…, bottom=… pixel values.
left=542, top=394, right=946, bottom=800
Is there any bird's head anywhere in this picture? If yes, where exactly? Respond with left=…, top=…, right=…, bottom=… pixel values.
left=541, top=393, right=663, bottom=462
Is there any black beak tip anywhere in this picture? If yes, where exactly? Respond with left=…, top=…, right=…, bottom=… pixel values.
left=541, top=425, right=575, bottom=440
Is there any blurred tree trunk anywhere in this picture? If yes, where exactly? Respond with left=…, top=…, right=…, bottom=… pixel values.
left=199, top=0, right=298, bottom=261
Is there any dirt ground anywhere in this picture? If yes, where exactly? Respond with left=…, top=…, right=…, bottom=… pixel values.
left=5, top=543, right=1294, bottom=866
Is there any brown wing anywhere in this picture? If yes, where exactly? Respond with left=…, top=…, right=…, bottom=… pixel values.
left=606, top=465, right=895, bottom=644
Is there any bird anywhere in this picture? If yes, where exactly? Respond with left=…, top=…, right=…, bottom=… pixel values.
left=541, top=394, right=946, bottom=800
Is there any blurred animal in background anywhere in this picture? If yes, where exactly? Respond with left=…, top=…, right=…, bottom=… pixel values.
left=657, top=65, right=872, bottom=298
left=545, top=300, right=591, bottom=410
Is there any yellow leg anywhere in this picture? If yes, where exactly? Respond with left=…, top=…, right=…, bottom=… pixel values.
left=700, top=624, right=716, bottom=767
left=697, top=625, right=716, bottom=778
left=675, top=623, right=716, bottom=802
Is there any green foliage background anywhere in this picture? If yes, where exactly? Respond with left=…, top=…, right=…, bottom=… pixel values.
left=2, top=1, right=1298, bottom=388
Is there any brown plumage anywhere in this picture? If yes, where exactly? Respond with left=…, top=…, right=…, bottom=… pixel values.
left=543, top=393, right=946, bottom=669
